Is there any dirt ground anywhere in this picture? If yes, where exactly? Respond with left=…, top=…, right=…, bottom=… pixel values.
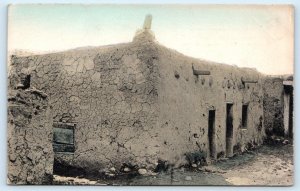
left=53, top=144, right=293, bottom=186
left=216, top=144, right=293, bottom=186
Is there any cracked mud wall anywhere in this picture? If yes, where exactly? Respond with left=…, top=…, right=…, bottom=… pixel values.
left=7, top=71, right=53, bottom=184
left=9, top=39, right=160, bottom=172
left=80, top=40, right=160, bottom=171
left=263, top=77, right=284, bottom=136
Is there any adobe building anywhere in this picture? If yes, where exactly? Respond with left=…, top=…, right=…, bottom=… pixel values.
left=263, top=75, right=294, bottom=139
left=7, top=15, right=293, bottom=181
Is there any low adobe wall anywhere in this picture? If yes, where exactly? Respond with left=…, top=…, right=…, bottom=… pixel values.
left=7, top=86, right=53, bottom=184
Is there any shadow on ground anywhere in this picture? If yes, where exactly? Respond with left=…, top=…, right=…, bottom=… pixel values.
left=53, top=144, right=293, bottom=186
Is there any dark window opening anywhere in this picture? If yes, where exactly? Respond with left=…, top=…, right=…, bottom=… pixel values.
left=53, top=122, right=76, bottom=153
left=241, top=105, right=248, bottom=129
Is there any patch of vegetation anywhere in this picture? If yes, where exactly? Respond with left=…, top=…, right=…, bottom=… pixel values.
left=233, top=143, right=242, bottom=155
left=217, top=151, right=225, bottom=159
left=154, top=159, right=170, bottom=172
left=185, top=150, right=207, bottom=167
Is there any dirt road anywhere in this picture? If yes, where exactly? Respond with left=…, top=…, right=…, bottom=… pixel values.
left=54, top=144, right=293, bottom=186
left=216, top=144, right=293, bottom=186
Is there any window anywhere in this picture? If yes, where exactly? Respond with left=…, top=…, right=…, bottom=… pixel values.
left=241, top=105, right=248, bottom=129
left=53, top=122, right=75, bottom=153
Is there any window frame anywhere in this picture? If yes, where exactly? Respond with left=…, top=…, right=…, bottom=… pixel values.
left=53, top=122, right=76, bottom=153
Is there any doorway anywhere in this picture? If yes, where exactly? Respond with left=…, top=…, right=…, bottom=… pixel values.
left=226, top=103, right=233, bottom=157
left=284, top=85, right=293, bottom=138
left=208, top=110, right=216, bottom=159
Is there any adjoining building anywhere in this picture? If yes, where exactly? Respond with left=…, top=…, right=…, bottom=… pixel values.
left=8, top=16, right=293, bottom=181
left=263, top=75, right=293, bottom=139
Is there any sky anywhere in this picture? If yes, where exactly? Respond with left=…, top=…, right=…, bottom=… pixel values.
left=8, top=4, right=294, bottom=75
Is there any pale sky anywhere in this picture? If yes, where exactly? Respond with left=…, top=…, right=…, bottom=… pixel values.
left=8, top=4, right=294, bottom=75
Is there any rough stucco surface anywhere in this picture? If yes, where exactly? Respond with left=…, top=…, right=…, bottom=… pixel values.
left=9, top=30, right=268, bottom=174
left=9, top=32, right=160, bottom=172
left=155, top=45, right=265, bottom=165
left=7, top=87, right=53, bottom=184
left=263, top=77, right=284, bottom=136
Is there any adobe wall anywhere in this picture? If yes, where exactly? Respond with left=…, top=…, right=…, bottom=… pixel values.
left=263, top=77, right=284, bottom=136
left=155, top=45, right=265, bottom=165
left=9, top=40, right=160, bottom=172
left=7, top=83, right=53, bottom=184
left=8, top=31, right=270, bottom=172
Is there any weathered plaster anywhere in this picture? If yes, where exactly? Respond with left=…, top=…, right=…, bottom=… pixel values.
left=7, top=85, right=53, bottom=184
left=8, top=29, right=287, bottom=176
